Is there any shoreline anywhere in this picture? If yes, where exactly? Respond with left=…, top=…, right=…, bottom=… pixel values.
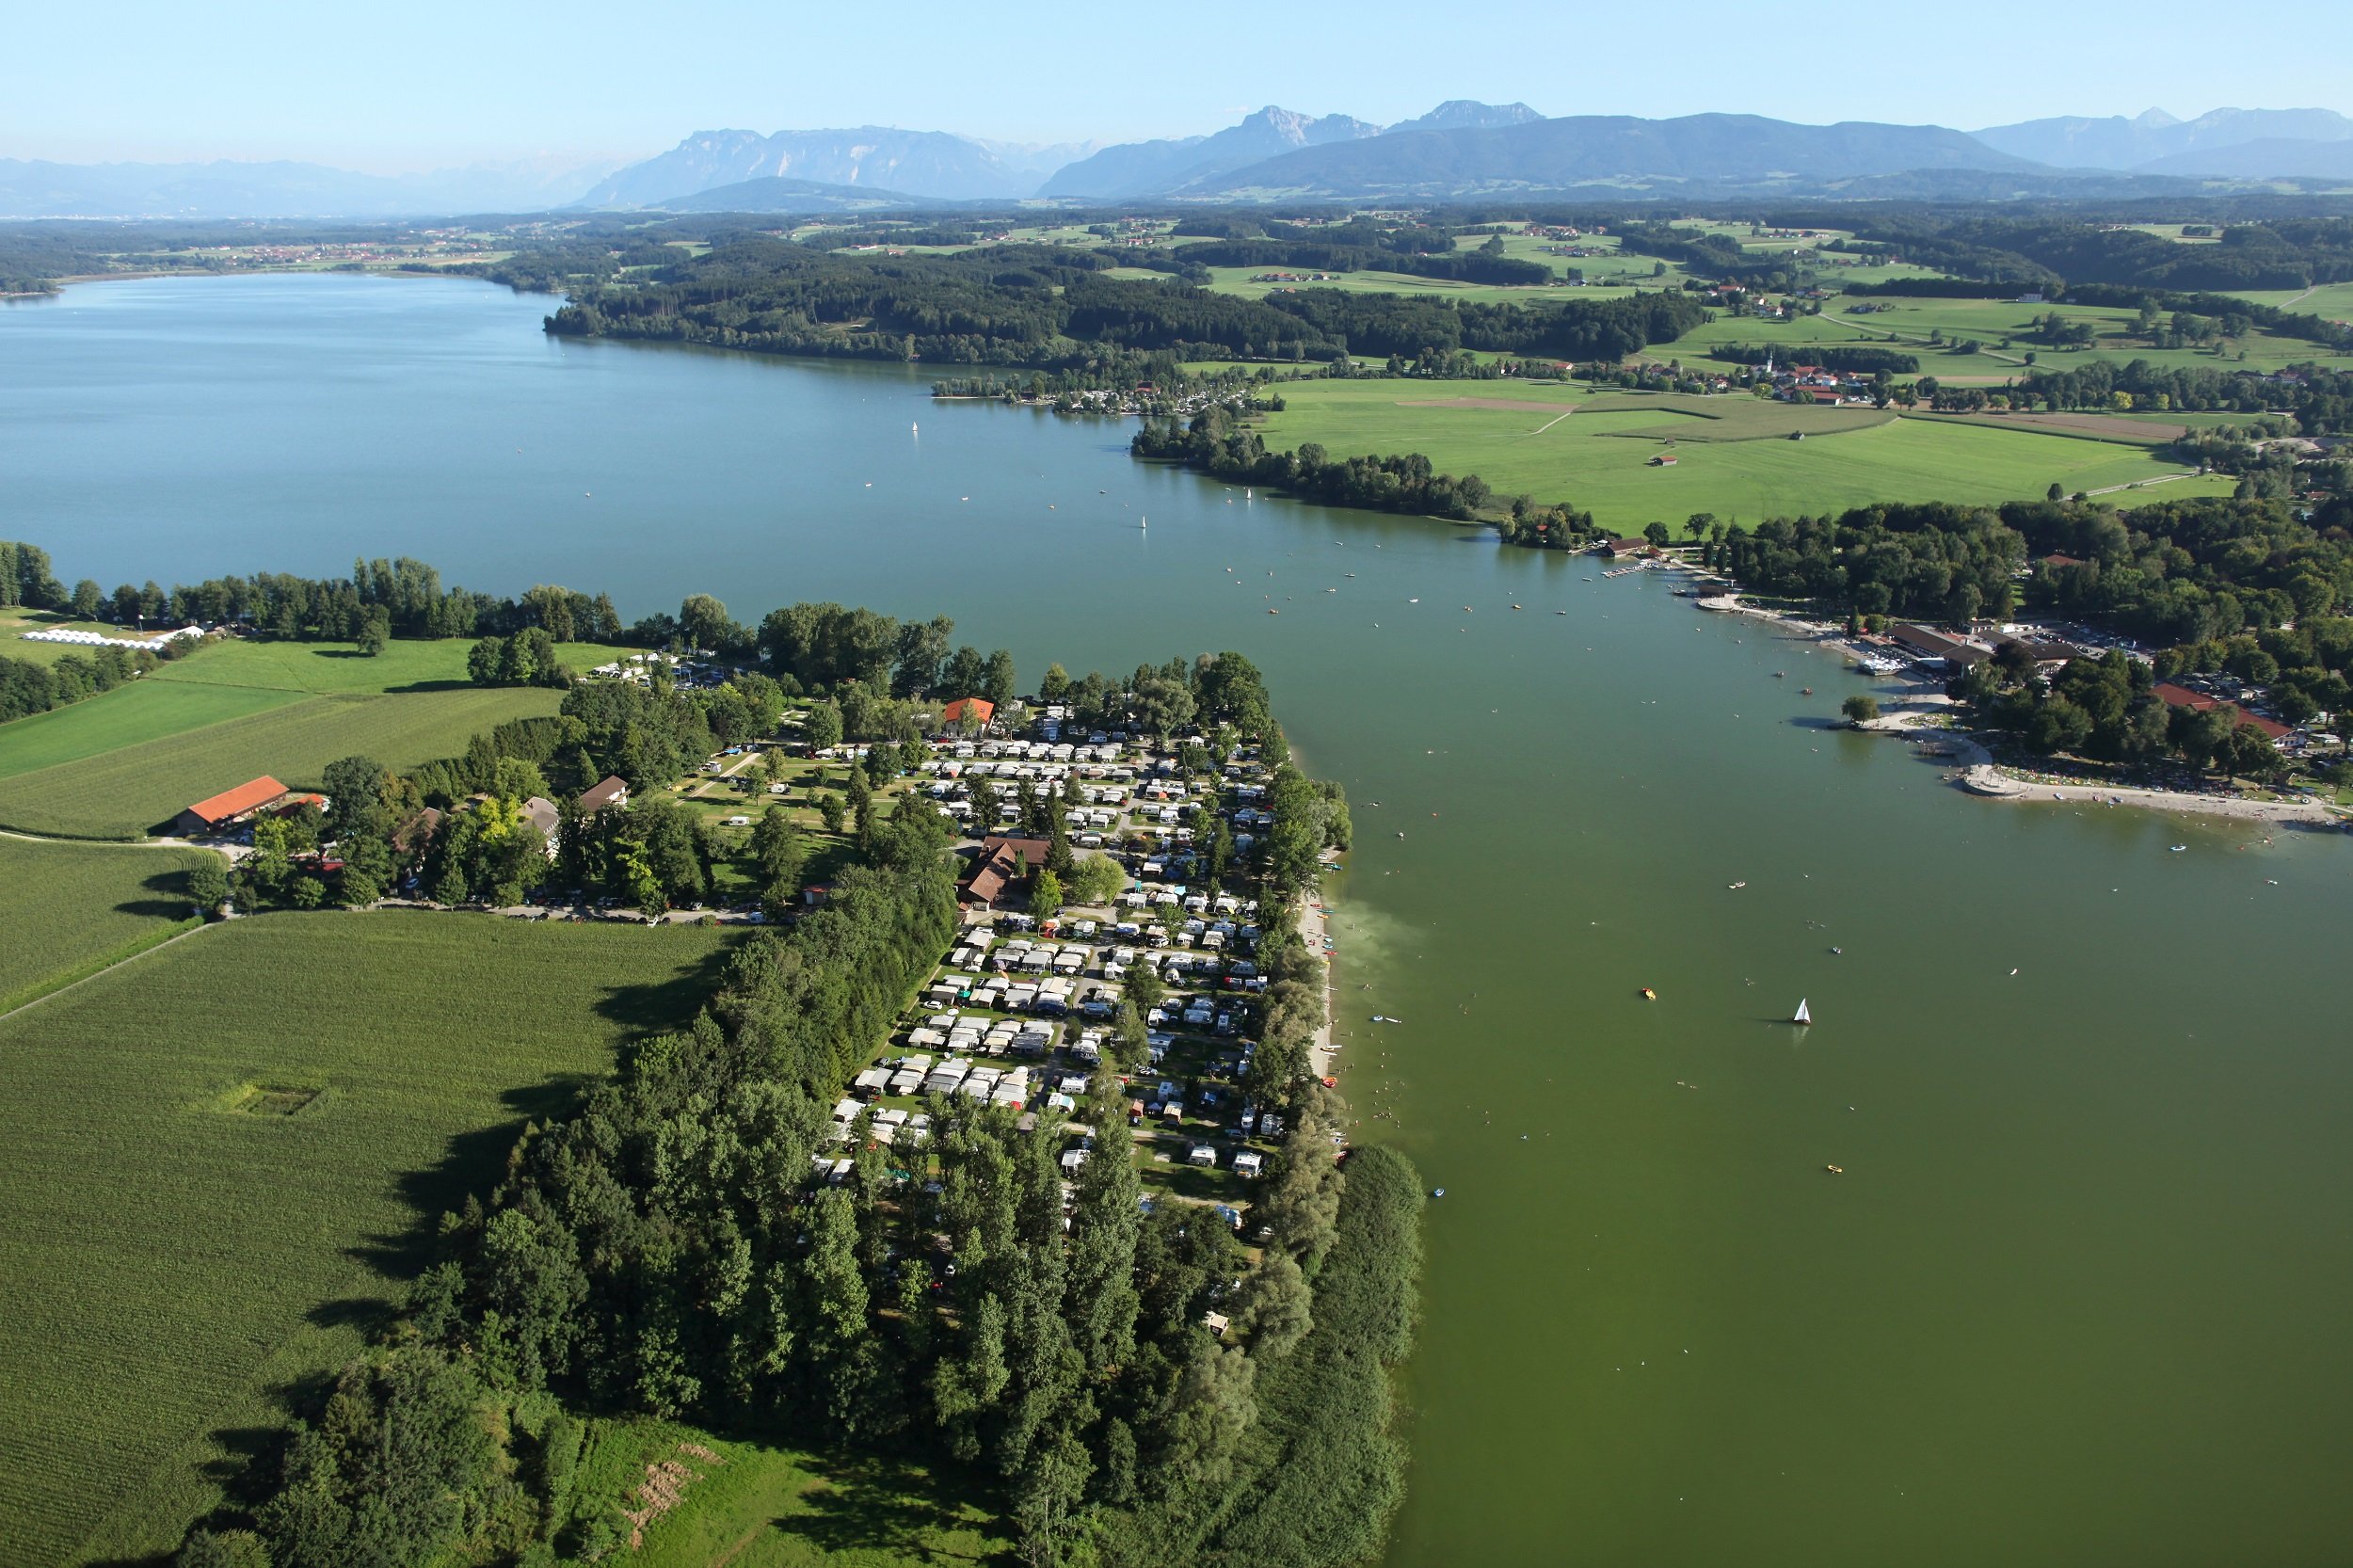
left=1298, top=868, right=1338, bottom=1080
left=1685, top=583, right=2345, bottom=829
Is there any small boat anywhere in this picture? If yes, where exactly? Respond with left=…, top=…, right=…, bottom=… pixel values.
left=1801, top=687, right=1814, bottom=696
left=1824, top=1164, right=1843, bottom=1175
left=1793, top=999, right=1813, bottom=1026
left=1432, top=1188, right=1446, bottom=1198
left=2169, top=844, right=2186, bottom=853
left=1727, top=880, right=1747, bottom=889
left=1640, top=987, right=1657, bottom=1000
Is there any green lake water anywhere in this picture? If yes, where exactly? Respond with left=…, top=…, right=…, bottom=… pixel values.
left=7, top=275, right=2353, bottom=1566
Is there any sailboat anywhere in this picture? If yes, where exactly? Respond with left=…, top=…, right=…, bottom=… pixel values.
left=1792, top=999, right=1813, bottom=1026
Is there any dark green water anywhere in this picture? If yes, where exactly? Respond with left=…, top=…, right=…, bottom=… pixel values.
left=8, top=275, right=2353, bottom=1566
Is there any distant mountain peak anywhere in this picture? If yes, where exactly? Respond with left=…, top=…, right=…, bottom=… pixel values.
left=2133, top=107, right=2183, bottom=129
left=1388, top=100, right=1545, bottom=134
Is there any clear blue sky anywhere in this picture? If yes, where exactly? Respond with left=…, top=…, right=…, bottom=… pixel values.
left=5, top=0, right=2349, bottom=172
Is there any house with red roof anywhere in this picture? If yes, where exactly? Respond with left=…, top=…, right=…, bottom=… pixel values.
left=2153, top=683, right=2291, bottom=742
left=941, top=696, right=996, bottom=732
left=173, top=776, right=291, bottom=837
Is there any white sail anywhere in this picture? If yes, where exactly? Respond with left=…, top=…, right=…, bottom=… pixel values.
left=1793, top=999, right=1812, bottom=1025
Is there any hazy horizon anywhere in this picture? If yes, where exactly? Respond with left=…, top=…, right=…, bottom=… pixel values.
left=4, top=0, right=2348, bottom=176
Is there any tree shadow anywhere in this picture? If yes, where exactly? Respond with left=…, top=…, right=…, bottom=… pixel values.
left=592, top=936, right=744, bottom=1034
left=383, top=679, right=473, bottom=694
left=344, top=1069, right=604, bottom=1280
left=116, top=866, right=199, bottom=919
left=769, top=1452, right=1015, bottom=1566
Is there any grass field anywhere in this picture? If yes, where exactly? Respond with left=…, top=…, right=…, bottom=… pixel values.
left=0, top=913, right=739, bottom=1566
left=0, top=684, right=567, bottom=838
left=151, top=634, right=621, bottom=696
left=0, top=838, right=214, bottom=1012
left=1250, top=379, right=2238, bottom=529
left=0, top=680, right=310, bottom=784
left=2220, top=281, right=2353, bottom=318
left=574, top=1418, right=1008, bottom=1567
left=0, top=632, right=623, bottom=830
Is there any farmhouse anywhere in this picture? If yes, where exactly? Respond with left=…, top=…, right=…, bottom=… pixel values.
left=172, top=776, right=291, bottom=837
left=577, top=776, right=630, bottom=814
left=520, top=795, right=561, bottom=856
left=957, top=834, right=1052, bottom=908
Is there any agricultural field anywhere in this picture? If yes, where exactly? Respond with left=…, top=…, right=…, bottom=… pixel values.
left=0, top=679, right=307, bottom=783
left=0, top=632, right=623, bottom=807
left=0, top=837, right=214, bottom=1012
left=573, top=1417, right=1006, bottom=1567
left=0, top=683, right=565, bottom=838
left=1683, top=294, right=2353, bottom=378
left=2219, top=281, right=2353, bottom=318
left=0, top=912, right=739, bottom=1566
left=1249, top=378, right=2237, bottom=530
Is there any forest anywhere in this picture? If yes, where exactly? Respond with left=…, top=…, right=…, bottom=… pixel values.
left=532, top=233, right=1705, bottom=372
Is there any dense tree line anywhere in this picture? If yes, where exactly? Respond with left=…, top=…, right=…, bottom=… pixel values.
left=1996, top=360, right=2353, bottom=432
left=0, top=644, right=162, bottom=723
left=1707, top=344, right=1919, bottom=374
left=1133, top=408, right=1492, bottom=522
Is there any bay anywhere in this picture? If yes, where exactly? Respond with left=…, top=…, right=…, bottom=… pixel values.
left=5, top=273, right=2351, bottom=1567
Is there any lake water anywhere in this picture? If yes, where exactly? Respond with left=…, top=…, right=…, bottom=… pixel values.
left=8, top=274, right=2353, bottom=1567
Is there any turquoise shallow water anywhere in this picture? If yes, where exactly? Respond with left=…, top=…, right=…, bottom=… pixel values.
left=6, top=274, right=2353, bottom=1566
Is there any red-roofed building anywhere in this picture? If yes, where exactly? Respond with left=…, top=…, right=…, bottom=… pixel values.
left=173, top=776, right=290, bottom=836
left=2153, top=683, right=2291, bottom=742
left=942, top=696, right=997, bottom=731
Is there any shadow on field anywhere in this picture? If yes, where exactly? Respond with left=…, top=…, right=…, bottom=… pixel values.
left=114, top=866, right=199, bottom=920
left=344, top=1070, right=604, bottom=1284
left=779, top=1453, right=1013, bottom=1566
left=383, top=678, right=473, bottom=693
left=593, top=936, right=744, bottom=1036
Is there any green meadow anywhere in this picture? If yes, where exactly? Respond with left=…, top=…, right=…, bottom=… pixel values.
left=572, top=1418, right=1008, bottom=1568
left=0, top=634, right=629, bottom=838
left=1251, top=380, right=2237, bottom=530
left=0, top=685, right=565, bottom=838
left=0, top=838, right=214, bottom=1013
left=0, top=913, right=738, bottom=1566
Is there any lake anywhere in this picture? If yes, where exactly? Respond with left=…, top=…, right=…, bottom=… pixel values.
left=7, top=274, right=2352, bottom=1567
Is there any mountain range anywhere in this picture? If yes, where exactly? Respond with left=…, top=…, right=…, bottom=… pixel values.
left=7, top=101, right=2353, bottom=219
left=1971, top=106, right=2353, bottom=171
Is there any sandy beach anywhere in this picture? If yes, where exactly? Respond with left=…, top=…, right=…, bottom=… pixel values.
left=1298, top=874, right=1339, bottom=1078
